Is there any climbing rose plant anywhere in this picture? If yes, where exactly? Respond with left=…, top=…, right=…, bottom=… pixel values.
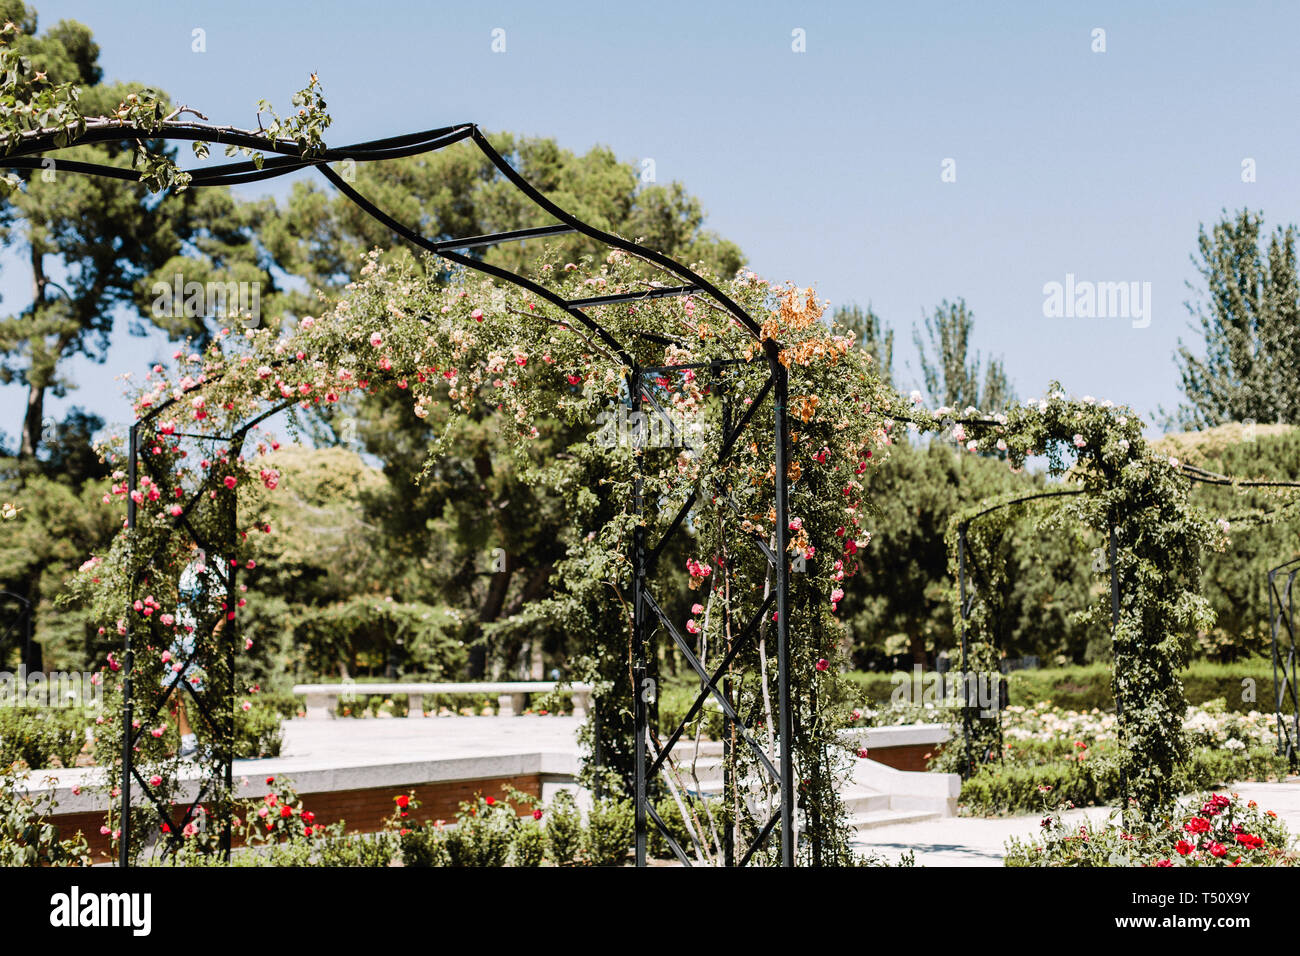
left=69, top=245, right=900, bottom=863
left=918, top=389, right=1214, bottom=819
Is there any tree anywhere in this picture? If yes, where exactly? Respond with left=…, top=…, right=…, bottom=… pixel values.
left=1173, top=209, right=1300, bottom=428
left=262, top=133, right=745, bottom=303
left=832, top=303, right=893, bottom=384
left=847, top=439, right=1025, bottom=665
left=0, top=5, right=194, bottom=460
left=912, top=298, right=1013, bottom=411
left=0, top=410, right=115, bottom=671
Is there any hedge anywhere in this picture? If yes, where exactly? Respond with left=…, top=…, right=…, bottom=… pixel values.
left=957, top=744, right=1289, bottom=816
left=847, top=660, right=1280, bottom=714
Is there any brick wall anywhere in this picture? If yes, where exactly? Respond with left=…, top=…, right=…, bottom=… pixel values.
left=54, top=773, right=543, bottom=863
left=867, top=742, right=942, bottom=773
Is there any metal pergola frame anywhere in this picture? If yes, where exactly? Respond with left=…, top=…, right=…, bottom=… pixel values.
left=1266, top=557, right=1300, bottom=765
left=4, top=121, right=797, bottom=867
left=953, top=489, right=1125, bottom=783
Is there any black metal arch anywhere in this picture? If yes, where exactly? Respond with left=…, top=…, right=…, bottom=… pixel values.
left=952, top=489, right=1117, bottom=782
left=5, top=120, right=797, bottom=867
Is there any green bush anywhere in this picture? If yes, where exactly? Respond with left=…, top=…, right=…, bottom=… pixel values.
left=510, top=820, right=545, bottom=867
left=658, top=679, right=725, bottom=741
left=257, top=691, right=300, bottom=718
left=315, top=831, right=394, bottom=866
left=958, top=744, right=1289, bottom=816
left=544, top=789, right=583, bottom=865
left=438, top=796, right=515, bottom=866
left=584, top=797, right=634, bottom=866
left=396, top=824, right=447, bottom=867
left=234, top=700, right=283, bottom=758
left=648, top=793, right=709, bottom=859
left=0, top=708, right=91, bottom=769
left=0, top=764, right=91, bottom=866
left=1179, top=745, right=1289, bottom=791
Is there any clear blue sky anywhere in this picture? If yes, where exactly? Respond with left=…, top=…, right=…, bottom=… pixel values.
left=4, top=0, right=1297, bottom=442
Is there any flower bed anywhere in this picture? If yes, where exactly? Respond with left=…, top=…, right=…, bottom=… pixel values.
left=845, top=698, right=1291, bottom=816
left=1005, top=790, right=1297, bottom=866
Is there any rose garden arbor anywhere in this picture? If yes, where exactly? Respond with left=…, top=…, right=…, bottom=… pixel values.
left=5, top=121, right=806, bottom=867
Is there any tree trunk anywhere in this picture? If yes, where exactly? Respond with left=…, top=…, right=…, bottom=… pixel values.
left=909, top=632, right=928, bottom=668
left=19, top=246, right=51, bottom=460
left=20, top=383, right=45, bottom=459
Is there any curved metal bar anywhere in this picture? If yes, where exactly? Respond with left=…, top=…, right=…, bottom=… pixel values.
left=959, top=488, right=1085, bottom=530
left=314, top=163, right=636, bottom=367
left=2, top=121, right=473, bottom=163
left=468, top=128, right=768, bottom=344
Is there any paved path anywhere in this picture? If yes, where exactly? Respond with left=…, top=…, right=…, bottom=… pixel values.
left=271, top=714, right=582, bottom=770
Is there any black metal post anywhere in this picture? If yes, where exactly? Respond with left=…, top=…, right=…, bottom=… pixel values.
left=223, top=485, right=237, bottom=860
left=771, top=359, right=795, bottom=867
left=1287, top=569, right=1300, bottom=764
left=1108, top=523, right=1126, bottom=815
left=630, top=369, right=648, bottom=867
left=958, top=524, right=972, bottom=779
left=120, top=422, right=138, bottom=868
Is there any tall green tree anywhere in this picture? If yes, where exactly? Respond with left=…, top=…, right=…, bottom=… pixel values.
left=263, top=133, right=744, bottom=302
left=1174, top=209, right=1300, bottom=428
left=833, top=303, right=893, bottom=383
left=0, top=4, right=195, bottom=460
left=912, top=298, right=1013, bottom=411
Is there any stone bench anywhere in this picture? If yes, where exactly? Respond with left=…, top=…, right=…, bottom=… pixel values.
left=291, top=681, right=594, bottom=720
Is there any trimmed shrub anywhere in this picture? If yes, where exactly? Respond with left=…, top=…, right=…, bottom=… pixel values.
left=544, top=789, right=583, bottom=865
left=584, top=797, right=634, bottom=866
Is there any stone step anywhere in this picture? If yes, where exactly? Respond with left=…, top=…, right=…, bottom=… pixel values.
left=848, top=808, right=942, bottom=830
left=841, top=788, right=892, bottom=815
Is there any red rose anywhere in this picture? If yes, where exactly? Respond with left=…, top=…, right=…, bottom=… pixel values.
left=280, top=805, right=292, bottom=818
left=1235, top=833, right=1264, bottom=850
left=1175, top=840, right=1194, bottom=856
left=302, top=811, right=315, bottom=824
left=266, top=777, right=275, bottom=785
left=533, top=809, right=543, bottom=820
left=1184, top=816, right=1211, bottom=834
left=485, top=796, right=496, bottom=806
left=1208, top=842, right=1227, bottom=858
left=396, top=794, right=410, bottom=809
